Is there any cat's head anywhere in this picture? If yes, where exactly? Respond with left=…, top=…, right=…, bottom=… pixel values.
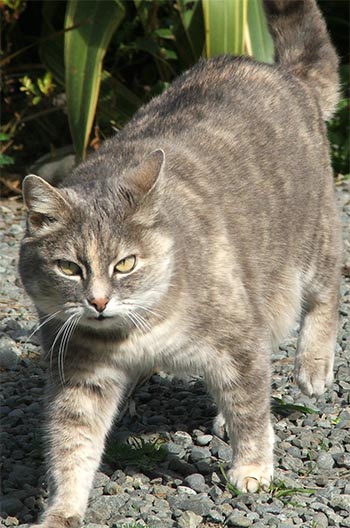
left=19, top=150, right=174, bottom=334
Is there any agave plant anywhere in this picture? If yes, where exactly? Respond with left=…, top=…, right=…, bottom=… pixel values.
left=43, top=0, right=273, bottom=161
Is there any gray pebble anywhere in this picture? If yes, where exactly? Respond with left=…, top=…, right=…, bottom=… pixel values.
left=176, top=510, right=202, bottom=528
left=0, top=498, right=24, bottom=516
left=189, top=446, right=211, bottom=462
left=168, top=493, right=215, bottom=516
left=317, top=451, right=335, bottom=470
left=196, top=434, right=213, bottom=446
left=226, top=512, right=253, bottom=527
left=329, top=494, right=350, bottom=512
left=183, top=473, right=207, bottom=493
left=312, top=512, right=329, bottom=528
left=0, top=336, right=21, bottom=369
left=173, top=431, right=193, bottom=448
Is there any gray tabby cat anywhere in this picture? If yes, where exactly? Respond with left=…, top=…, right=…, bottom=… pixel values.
left=19, top=1, right=341, bottom=526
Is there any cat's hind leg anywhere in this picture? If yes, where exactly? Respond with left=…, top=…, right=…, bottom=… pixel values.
left=295, top=286, right=339, bottom=397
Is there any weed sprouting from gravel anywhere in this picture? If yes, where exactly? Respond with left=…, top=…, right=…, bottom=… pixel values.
left=105, top=436, right=167, bottom=471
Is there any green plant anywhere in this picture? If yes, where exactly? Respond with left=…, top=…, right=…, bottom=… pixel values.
left=271, top=397, right=318, bottom=417
left=268, top=480, right=317, bottom=499
left=327, top=66, right=349, bottom=178
left=202, top=0, right=273, bottom=61
left=1, top=0, right=348, bottom=179
left=64, top=0, right=125, bottom=161
left=104, top=436, right=167, bottom=471
left=0, top=133, right=15, bottom=167
left=19, top=71, right=55, bottom=105
left=219, top=464, right=242, bottom=496
left=112, top=522, right=152, bottom=528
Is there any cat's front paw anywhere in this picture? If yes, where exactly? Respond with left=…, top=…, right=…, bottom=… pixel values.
left=227, top=463, right=273, bottom=493
left=31, top=514, right=82, bottom=528
left=294, top=357, right=333, bottom=397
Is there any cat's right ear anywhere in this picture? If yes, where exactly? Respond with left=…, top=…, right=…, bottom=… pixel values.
left=22, top=174, right=71, bottom=234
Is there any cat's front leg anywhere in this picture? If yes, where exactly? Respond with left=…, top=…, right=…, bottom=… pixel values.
left=32, top=371, right=128, bottom=528
left=207, top=348, right=274, bottom=493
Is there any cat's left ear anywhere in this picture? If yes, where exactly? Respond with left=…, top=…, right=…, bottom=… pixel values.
left=22, top=174, right=71, bottom=234
left=130, top=149, right=165, bottom=198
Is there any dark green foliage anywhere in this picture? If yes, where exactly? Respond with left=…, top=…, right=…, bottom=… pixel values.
left=104, top=436, right=167, bottom=471
left=327, top=67, right=349, bottom=178
left=1, top=0, right=348, bottom=180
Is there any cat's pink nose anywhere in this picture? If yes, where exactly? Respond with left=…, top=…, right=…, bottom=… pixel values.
left=88, top=297, right=109, bottom=313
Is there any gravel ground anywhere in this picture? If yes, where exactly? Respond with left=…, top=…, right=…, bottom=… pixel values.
left=0, top=183, right=349, bottom=528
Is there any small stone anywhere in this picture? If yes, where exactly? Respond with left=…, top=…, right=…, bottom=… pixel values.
left=168, top=493, right=215, bottom=516
left=334, top=452, right=350, bottom=468
left=93, top=471, right=110, bottom=488
left=226, top=512, right=253, bottom=526
left=217, top=444, right=233, bottom=462
left=208, top=484, right=222, bottom=500
left=103, top=481, right=124, bottom=495
left=177, top=510, right=203, bottom=528
left=8, top=464, right=36, bottom=485
left=164, top=441, right=186, bottom=458
left=173, top=431, right=193, bottom=448
left=329, top=494, right=350, bottom=512
left=84, top=525, right=109, bottom=528
left=317, top=451, right=335, bottom=470
left=0, top=497, right=24, bottom=516
left=189, top=446, right=211, bottom=462
left=183, top=473, right=207, bottom=493
left=177, top=485, right=197, bottom=495
left=0, top=336, right=21, bottom=369
left=196, top=434, right=213, bottom=446
left=312, top=512, right=329, bottom=528
left=3, top=517, right=19, bottom=526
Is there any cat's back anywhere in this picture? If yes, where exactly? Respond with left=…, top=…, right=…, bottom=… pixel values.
left=118, top=55, right=323, bottom=148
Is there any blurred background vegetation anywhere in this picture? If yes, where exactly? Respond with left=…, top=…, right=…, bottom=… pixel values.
left=1, top=0, right=348, bottom=196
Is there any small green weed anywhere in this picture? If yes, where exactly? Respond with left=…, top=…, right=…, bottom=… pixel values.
left=271, top=397, right=318, bottom=417
left=219, top=464, right=242, bottom=496
left=220, top=464, right=318, bottom=500
left=268, top=480, right=318, bottom=499
left=105, top=436, right=167, bottom=471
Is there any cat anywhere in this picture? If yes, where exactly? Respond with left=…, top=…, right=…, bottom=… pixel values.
left=19, top=1, right=341, bottom=526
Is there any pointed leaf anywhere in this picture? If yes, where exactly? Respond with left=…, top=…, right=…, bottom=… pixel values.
left=97, top=71, right=142, bottom=127
left=64, top=0, right=125, bottom=161
left=173, top=0, right=205, bottom=66
left=246, top=0, right=274, bottom=63
left=202, top=0, right=248, bottom=57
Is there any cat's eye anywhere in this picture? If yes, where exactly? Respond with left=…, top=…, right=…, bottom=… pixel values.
left=114, top=255, right=136, bottom=274
left=57, top=260, right=82, bottom=277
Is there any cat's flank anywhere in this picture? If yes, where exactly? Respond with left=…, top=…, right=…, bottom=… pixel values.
left=19, top=1, right=341, bottom=526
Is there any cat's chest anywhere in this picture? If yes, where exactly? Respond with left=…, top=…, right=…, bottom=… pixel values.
left=100, top=315, right=212, bottom=375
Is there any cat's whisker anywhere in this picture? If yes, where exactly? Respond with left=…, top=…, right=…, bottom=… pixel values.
left=58, top=316, right=75, bottom=384
left=127, top=301, right=165, bottom=317
left=24, top=310, right=62, bottom=350
left=58, top=313, right=81, bottom=385
left=131, top=311, right=151, bottom=333
left=126, top=311, right=146, bottom=335
left=48, top=313, right=78, bottom=383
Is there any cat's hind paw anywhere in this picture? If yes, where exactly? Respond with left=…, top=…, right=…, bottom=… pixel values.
left=227, top=463, right=273, bottom=493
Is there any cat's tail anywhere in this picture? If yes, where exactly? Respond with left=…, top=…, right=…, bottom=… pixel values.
left=263, top=0, right=339, bottom=120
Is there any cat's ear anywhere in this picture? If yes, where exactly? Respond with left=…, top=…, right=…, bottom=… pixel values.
left=22, top=174, right=71, bottom=234
left=130, top=149, right=165, bottom=198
